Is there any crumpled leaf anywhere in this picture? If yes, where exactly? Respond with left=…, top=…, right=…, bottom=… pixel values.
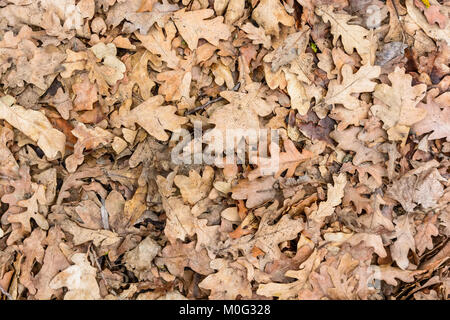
left=412, top=88, right=450, bottom=141
left=252, top=0, right=295, bottom=37
left=49, top=253, right=101, bottom=300
left=0, top=96, right=66, bottom=159
left=390, top=214, right=415, bottom=270
left=388, top=160, right=445, bottom=212
left=172, top=8, right=231, bottom=50
left=199, top=259, right=252, bottom=299
left=371, top=67, right=427, bottom=145
left=174, top=166, right=214, bottom=205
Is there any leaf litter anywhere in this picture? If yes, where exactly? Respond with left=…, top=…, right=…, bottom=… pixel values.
left=0, top=0, right=449, bottom=300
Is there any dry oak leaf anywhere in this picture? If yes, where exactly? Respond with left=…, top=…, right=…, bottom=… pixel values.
left=4, top=43, right=66, bottom=91
left=371, top=67, right=427, bottom=145
left=174, top=166, right=214, bottom=205
left=119, top=50, right=155, bottom=101
left=310, top=173, right=347, bottom=223
left=412, top=88, right=450, bottom=141
left=415, top=213, right=439, bottom=256
left=172, top=8, right=231, bottom=50
left=315, top=5, right=375, bottom=65
left=206, top=83, right=277, bottom=140
left=241, top=22, right=272, bottom=49
left=345, top=233, right=387, bottom=258
left=325, top=64, right=381, bottom=110
left=8, top=184, right=49, bottom=233
left=65, top=123, right=114, bottom=173
left=252, top=0, right=295, bottom=37
left=162, top=196, right=196, bottom=244
left=0, top=96, right=66, bottom=160
left=33, top=227, right=70, bottom=300
left=89, top=42, right=126, bottom=86
left=264, top=26, right=311, bottom=72
left=49, top=253, right=101, bottom=300
left=157, top=240, right=214, bottom=278
left=106, top=0, right=178, bottom=34
left=72, top=73, right=98, bottom=111
left=387, top=160, right=445, bottom=212
left=0, top=125, right=19, bottom=179
left=220, top=202, right=304, bottom=267
left=373, top=265, right=419, bottom=286
left=124, top=236, right=161, bottom=280
left=257, top=248, right=327, bottom=299
left=19, top=228, right=46, bottom=295
left=199, top=259, right=252, bottom=300
left=124, top=184, right=148, bottom=226
left=390, top=214, right=415, bottom=270
left=42, top=87, right=73, bottom=120
left=330, top=126, right=384, bottom=165
left=231, top=176, right=277, bottom=209
left=135, top=24, right=179, bottom=69
left=248, top=139, right=314, bottom=180
left=117, top=95, right=187, bottom=141
left=406, top=0, right=450, bottom=45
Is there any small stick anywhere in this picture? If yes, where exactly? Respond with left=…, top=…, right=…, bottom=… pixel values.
left=185, top=82, right=241, bottom=115
left=0, top=284, right=13, bottom=300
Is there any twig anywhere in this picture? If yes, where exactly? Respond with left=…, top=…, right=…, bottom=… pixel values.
left=89, top=246, right=120, bottom=299
left=0, top=284, right=13, bottom=300
left=185, top=82, right=241, bottom=115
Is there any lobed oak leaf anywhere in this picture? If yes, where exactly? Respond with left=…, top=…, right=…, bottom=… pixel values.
left=174, top=166, right=214, bottom=205
left=199, top=259, right=252, bottom=300
left=371, top=67, right=427, bottom=145
left=220, top=202, right=304, bottom=268
left=241, top=22, right=272, bottom=49
left=72, top=73, right=98, bottom=111
left=162, top=196, right=196, bottom=244
left=19, top=228, right=46, bottom=295
left=65, top=123, right=114, bottom=173
left=412, top=88, right=450, bottom=141
left=8, top=184, right=49, bottom=233
left=414, top=213, right=439, bottom=255
left=264, top=26, right=311, bottom=73
left=257, top=249, right=326, bottom=299
left=390, top=214, right=415, bottom=270
left=248, top=139, right=314, bottom=180
left=325, top=64, right=380, bottom=110
left=0, top=96, right=66, bottom=160
left=123, top=236, right=161, bottom=280
left=157, top=241, right=214, bottom=278
left=33, top=227, right=70, bottom=300
left=0, top=126, right=19, bottom=179
left=310, top=173, right=347, bottom=223
left=252, top=0, right=295, bottom=37
left=231, top=176, right=277, bottom=209
left=315, top=5, right=375, bottom=65
left=345, top=233, right=387, bottom=258
left=106, top=0, right=177, bottom=34
left=135, top=24, right=180, bottom=69
left=406, top=0, right=450, bottom=44
left=119, top=95, right=188, bottom=141
left=89, top=42, right=126, bottom=87
left=387, top=160, right=445, bottom=212
left=172, top=8, right=231, bottom=50
left=330, top=126, right=384, bottom=165
left=373, top=265, right=419, bottom=286
left=49, top=253, right=101, bottom=300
